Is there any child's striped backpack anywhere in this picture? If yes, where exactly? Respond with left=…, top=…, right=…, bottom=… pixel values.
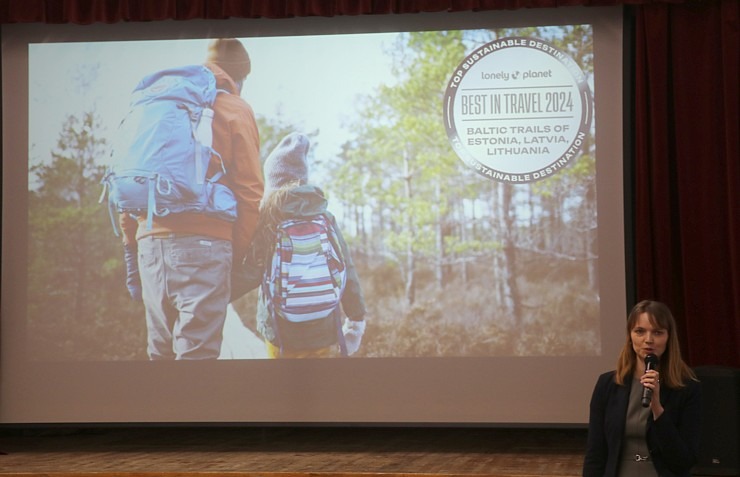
left=263, top=214, right=348, bottom=354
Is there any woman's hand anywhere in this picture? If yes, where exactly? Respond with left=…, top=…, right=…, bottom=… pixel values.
left=641, top=369, right=664, bottom=419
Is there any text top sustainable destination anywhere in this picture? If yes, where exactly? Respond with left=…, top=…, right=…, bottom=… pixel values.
left=443, top=37, right=593, bottom=184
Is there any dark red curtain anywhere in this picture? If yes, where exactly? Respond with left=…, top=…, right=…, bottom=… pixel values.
left=1, top=0, right=738, bottom=367
left=0, top=0, right=689, bottom=24
left=634, top=0, right=739, bottom=368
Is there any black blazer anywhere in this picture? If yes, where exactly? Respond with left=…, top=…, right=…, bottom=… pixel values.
left=583, top=371, right=702, bottom=477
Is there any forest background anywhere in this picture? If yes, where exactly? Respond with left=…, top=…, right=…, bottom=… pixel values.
left=26, top=24, right=600, bottom=360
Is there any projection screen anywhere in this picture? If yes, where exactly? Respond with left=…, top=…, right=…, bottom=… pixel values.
left=1, top=6, right=628, bottom=424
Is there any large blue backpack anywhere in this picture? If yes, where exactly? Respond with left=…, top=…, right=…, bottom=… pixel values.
left=263, top=214, right=348, bottom=355
left=102, top=65, right=237, bottom=233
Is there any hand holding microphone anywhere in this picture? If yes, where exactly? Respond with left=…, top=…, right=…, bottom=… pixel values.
left=641, top=353, right=660, bottom=408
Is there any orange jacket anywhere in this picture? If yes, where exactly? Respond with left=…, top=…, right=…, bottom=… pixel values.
left=121, top=63, right=263, bottom=263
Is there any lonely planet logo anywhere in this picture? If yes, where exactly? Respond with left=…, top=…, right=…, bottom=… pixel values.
left=443, top=37, right=593, bottom=184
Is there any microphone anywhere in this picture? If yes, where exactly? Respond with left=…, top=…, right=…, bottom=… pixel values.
left=641, top=353, right=659, bottom=408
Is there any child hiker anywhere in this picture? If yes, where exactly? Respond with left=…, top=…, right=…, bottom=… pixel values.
left=233, top=132, right=367, bottom=358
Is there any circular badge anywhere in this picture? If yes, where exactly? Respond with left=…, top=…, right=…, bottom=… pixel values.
left=443, top=37, right=593, bottom=183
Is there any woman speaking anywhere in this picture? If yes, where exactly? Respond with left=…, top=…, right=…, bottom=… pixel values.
left=583, top=300, right=702, bottom=476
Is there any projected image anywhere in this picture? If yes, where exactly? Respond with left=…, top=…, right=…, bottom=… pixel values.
left=27, top=24, right=598, bottom=361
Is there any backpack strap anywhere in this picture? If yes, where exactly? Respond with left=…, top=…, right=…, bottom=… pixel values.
left=322, top=214, right=348, bottom=357
left=146, top=176, right=157, bottom=230
left=262, top=263, right=285, bottom=356
left=264, top=223, right=286, bottom=356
